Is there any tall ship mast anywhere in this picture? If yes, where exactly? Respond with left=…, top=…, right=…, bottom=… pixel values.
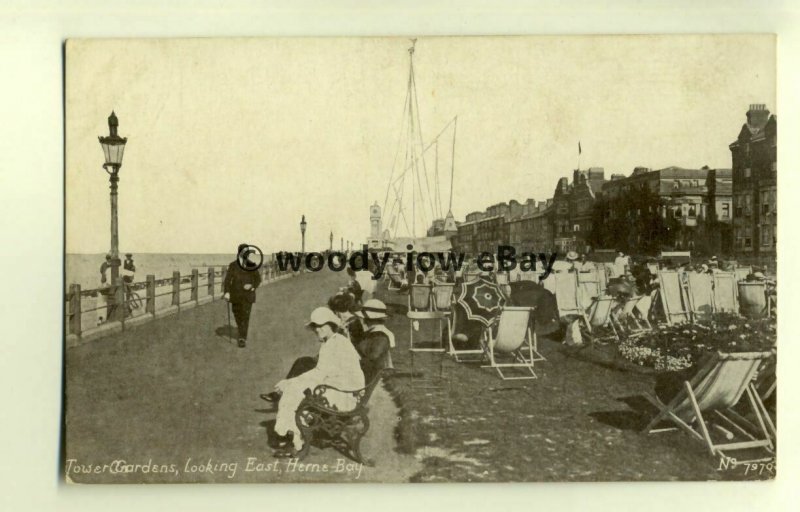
left=369, top=39, right=459, bottom=252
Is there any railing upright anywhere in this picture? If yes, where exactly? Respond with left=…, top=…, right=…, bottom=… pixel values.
left=208, top=267, right=215, bottom=298
left=172, top=271, right=180, bottom=307
left=191, top=269, right=199, bottom=304
left=68, top=284, right=81, bottom=337
left=146, top=275, right=156, bottom=315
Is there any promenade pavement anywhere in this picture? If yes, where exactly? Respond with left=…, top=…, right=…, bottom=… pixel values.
left=65, top=269, right=421, bottom=483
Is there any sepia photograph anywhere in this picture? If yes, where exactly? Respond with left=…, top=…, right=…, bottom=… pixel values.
left=63, top=35, right=777, bottom=483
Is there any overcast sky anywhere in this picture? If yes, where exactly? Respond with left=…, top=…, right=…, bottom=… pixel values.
left=65, top=35, right=774, bottom=254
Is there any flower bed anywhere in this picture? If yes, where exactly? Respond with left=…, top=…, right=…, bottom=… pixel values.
left=618, top=313, right=776, bottom=372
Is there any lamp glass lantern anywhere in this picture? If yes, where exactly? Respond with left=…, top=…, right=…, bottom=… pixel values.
left=300, top=215, right=307, bottom=234
left=98, top=111, right=128, bottom=168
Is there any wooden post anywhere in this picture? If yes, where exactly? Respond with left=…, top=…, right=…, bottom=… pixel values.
left=172, top=271, right=180, bottom=307
left=146, top=275, right=156, bottom=315
left=208, top=267, right=215, bottom=298
left=191, top=269, right=199, bottom=303
left=220, top=267, right=227, bottom=296
left=68, top=284, right=82, bottom=337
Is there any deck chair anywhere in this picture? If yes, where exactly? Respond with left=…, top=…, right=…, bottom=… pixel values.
left=686, top=272, right=715, bottom=321
left=480, top=307, right=543, bottom=379
left=753, top=356, right=776, bottom=441
left=657, top=270, right=690, bottom=325
left=712, top=271, right=739, bottom=314
left=544, top=272, right=592, bottom=335
left=446, top=304, right=486, bottom=362
left=738, top=282, right=768, bottom=319
left=408, top=283, right=432, bottom=312
left=553, top=272, right=591, bottom=333
left=431, top=283, right=455, bottom=331
left=386, top=269, right=407, bottom=292
left=577, top=270, right=602, bottom=311
left=407, top=284, right=447, bottom=352
left=647, top=262, right=659, bottom=276
left=734, top=266, right=752, bottom=282
left=617, top=295, right=649, bottom=337
left=642, top=351, right=775, bottom=462
left=586, top=295, right=621, bottom=342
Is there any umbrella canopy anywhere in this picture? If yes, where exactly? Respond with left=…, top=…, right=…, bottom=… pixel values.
left=456, top=277, right=507, bottom=326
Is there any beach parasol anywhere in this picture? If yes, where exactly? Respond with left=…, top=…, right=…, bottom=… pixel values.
left=456, top=277, right=507, bottom=326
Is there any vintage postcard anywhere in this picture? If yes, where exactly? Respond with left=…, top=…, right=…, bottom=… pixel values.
left=64, top=35, right=776, bottom=483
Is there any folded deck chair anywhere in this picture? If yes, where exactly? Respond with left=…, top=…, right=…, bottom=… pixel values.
left=738, top=282, right=768, bottom=319
left=686, top=272, right=714, bottom=321
left=642, top=351, right=775, bottom=462
left=657, top=270, right=690, bottom=325
left=481, top=306, right=543, bottom=379
left=712, top=271, right=739, bottom=314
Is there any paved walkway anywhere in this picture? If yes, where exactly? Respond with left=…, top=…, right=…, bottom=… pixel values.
left=65, top=269, right=421, bottom=483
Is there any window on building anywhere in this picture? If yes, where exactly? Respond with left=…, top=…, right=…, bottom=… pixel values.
left=674, top=207, right=682, bottom=219
left=673, top=181, right=680, bottom=190
left=762, top=226, right=771, bottom=246
left=573, top=224, right=580, bottom=232
left=692, top=180, right=699, bottom=187
left=688, top=206, right=696, bottom=218
left=721, top=203, right=730, bottom=219
left=744, top=167, right=751, bottom=178
left=745, top=237, right=752, bottom=248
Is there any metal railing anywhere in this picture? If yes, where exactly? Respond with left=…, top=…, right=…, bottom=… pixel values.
left=65, top=262, right=298, bottom=343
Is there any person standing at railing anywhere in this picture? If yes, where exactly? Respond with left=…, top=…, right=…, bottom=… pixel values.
left=223, top=244, right=262, bottom=348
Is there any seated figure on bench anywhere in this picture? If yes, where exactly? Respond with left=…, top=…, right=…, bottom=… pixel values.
left=267, top=307, right=364, bottom=457
left=328, top=294, right=394, bottom=383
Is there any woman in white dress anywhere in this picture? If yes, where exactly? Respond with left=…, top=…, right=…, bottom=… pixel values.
left=272, top=307, right=365, bottom=455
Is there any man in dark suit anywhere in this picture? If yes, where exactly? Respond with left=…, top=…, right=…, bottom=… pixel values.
left=223, top=243, right=262, bottom=348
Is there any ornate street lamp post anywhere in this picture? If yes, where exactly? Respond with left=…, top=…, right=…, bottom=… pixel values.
left=340, top=237, right=344, bottom=252
left=98, top=111, right=127, bottom=293
left=300, top=215, right=307, bottom=254
left=329, top=231, right=333, bottom=252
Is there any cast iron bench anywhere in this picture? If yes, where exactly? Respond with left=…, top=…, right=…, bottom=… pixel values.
left=295, top=369, right=390, bottom=465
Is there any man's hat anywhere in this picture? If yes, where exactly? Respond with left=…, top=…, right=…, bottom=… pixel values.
left=305, top=307, right=341, bottom=329
left=753, top=271, right=766, bottom=279
left=356, top=299, right=389, bottom=320
left=566, top=251, right=579, bottom=261
left=125, top=253, right=133, bottom=258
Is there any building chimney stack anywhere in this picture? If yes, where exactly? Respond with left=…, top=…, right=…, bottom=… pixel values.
left=746, top=104, right=770, bottom=130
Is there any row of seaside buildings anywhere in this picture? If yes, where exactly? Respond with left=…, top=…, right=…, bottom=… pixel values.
left=425, top=104, right=777, bottom=262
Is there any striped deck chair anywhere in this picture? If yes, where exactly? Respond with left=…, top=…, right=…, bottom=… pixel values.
left=712, top=271, right=739, bottom=314
left=686, top=272, right=714, bottom=321
left=657, top=270, right=690, bottom=325
left=553, top=272, right=591, bottom=333
left=738, top=282, right=768, bottom=319
left=642, top=351, right=775, bottom=463
left=481, top=307, right=543, bottom=380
